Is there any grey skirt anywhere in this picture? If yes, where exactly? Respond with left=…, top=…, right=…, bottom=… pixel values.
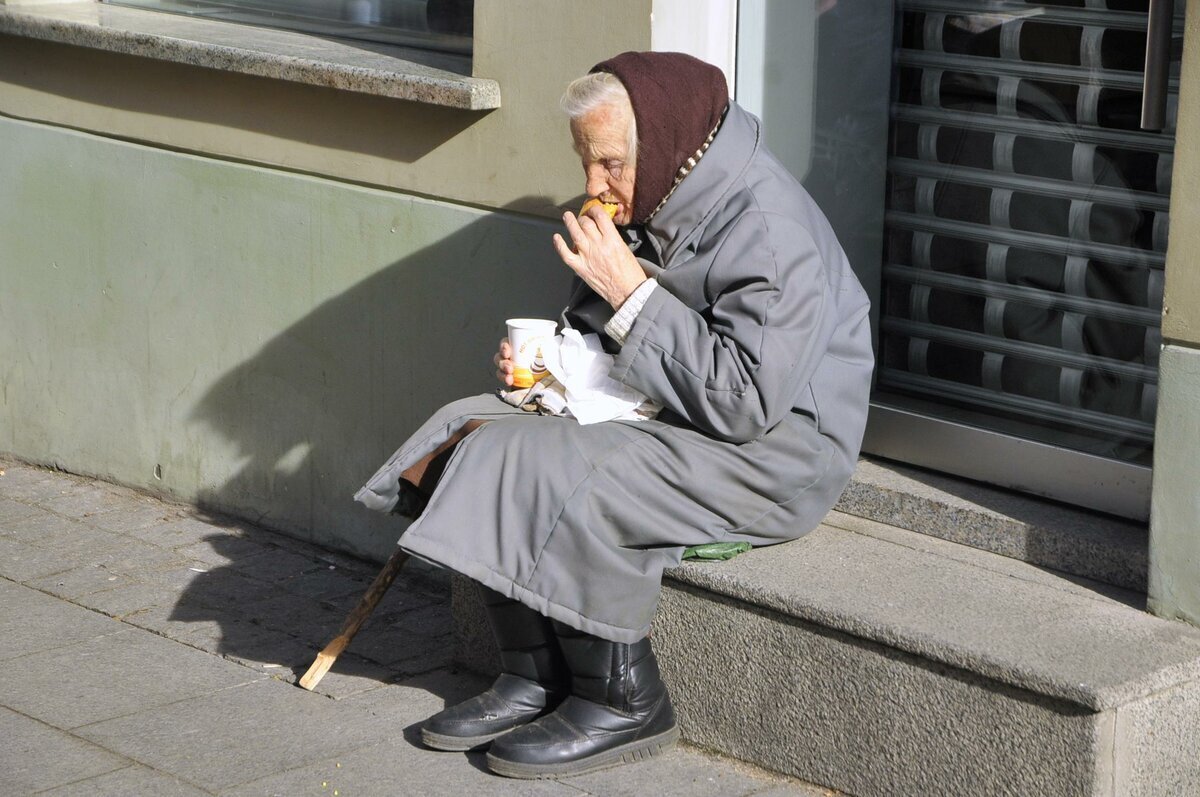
left=355, top=392, right=850, bottom=642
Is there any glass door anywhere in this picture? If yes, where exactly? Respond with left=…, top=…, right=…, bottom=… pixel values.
left=737, top=0, right=1185, bottom=520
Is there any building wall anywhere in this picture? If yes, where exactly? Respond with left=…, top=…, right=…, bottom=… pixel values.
left=0, top=0, right=756, bottom=560
left=1150, top=0, right=1200, bottom=625
left=3, top=0, right=1199, bottom=603
left=0, top=2, right=654, bottom=558
left=0, top=115, right=574, bottom=558
left=0, top=0, right=653, bottom=218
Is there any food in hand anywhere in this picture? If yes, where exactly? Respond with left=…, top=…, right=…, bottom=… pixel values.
left=580, top=198, right=620, bottom=219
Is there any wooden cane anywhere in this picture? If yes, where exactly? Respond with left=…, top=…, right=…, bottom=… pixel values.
left=298, top=546, right=411, bottom=690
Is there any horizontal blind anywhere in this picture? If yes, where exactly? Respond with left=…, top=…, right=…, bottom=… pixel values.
left=880, top=0, right=1183, bottom=464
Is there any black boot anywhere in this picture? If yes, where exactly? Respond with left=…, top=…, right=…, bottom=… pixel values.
left=485, top=621, right=679, bottom=778
left=420, top=584, right=568, bottom=751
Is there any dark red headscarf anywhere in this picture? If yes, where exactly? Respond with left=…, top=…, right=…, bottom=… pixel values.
left=591, top=52, right=729, bottom=224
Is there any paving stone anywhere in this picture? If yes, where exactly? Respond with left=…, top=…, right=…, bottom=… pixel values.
left=0, top=535, right=77, bottom=581
left=132, top=563, right=276, bottom=608
left=387, top=638, right=456, bottom=677
left=0, top=463, right=60, bottom=502
left=216, top=628, right=317, bottom=674
left=175, top=536, right=282, bottom=569
left=391, top=599, right=455, bottom=637
left=372, top=580, right=445, bottom=616
left=338, top=615, right=454, bottom=669
left=0, top=506, right=86, bottom=545
left=230, top=547, right=335, bottom=583
left=173, top=611, right=317, bottom=671
left=0, top=628, right=262, bottom=729
left=222, top=734, right=580, bottom=797
left=36, top=763, right=211, bottom=797
left=746, top=785, right=841, bottom=797
left=89, top=540, right=194, bottom=577
left=0, top=496, right=40, bottom=525
left=287, top=653, right=397, bottom=700
left=275, top=566, right=372, bottom=603
left=6, top=530, right=190, bottom=584
left=319, top=576, right=440, bottom=617
left=234, top=593, right=347, bottom=645
left=25, top=563, right=138, bottom=600
left=75, top=678, right=417, bottom=792
left=122, top=516, right=248, bottom=549
left=396, top=560, right=454, bottom=600
left=358, top=667, right=492, bottom=713
left=558, top=744, right=811, bottom=797
left=0, top=526, right=136, bottom=583
left=31, top=481, right=141, bottom=520
left=337, top=668, right=492, bottom=736
left=75, top=580, right=187, bottom=618
left=269, top=539, right=377, bottom=575
left=111, top=562, right=213, bottom=591
left=0, top=707, right=128, bottom=793
left=0, top=579, right=126, bottom=660
left=90, top=500, right=189, bottom=533
left=121, top=598, right=241, bottom=645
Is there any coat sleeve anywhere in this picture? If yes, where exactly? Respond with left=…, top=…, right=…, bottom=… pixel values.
left=608, top=210, right=839, bottom=443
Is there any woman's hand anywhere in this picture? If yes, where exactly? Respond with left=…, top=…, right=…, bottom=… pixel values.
left=552, top=206, right=646, bottom=310
left=493, top=338, right=515, bottom=387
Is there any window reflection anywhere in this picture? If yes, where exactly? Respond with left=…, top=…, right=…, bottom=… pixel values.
left=103, top=0, right=474, bottom=56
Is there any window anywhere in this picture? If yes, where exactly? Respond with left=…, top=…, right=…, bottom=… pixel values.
left=102, top=0, right=474, bottom=55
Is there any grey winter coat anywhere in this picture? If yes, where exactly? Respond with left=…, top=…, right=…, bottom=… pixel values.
left=355, top=102, right=874, bottom=643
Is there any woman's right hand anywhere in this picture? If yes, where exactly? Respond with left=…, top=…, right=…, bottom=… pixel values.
left=493, top=338, right=515, bottom=386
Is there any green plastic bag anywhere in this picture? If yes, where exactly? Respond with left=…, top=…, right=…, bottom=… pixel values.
left=681, top=541, right=752, bottom=561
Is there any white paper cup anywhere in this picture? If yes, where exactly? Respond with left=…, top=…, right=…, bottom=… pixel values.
left=506, top=318, right=558, bottom=388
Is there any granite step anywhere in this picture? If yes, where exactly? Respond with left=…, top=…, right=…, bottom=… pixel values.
left=452, top=511, right=1200, bottom=796
left=834, top=457, right=1148, bottom=593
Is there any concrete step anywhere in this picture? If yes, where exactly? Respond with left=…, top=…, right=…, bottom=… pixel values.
left=834, top=457, right=1148, bottom=593
left=452, top=512, right=1200, bottom=796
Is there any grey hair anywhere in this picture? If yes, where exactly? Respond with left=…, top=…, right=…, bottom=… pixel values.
left=561, top=72, right=638, bottom=164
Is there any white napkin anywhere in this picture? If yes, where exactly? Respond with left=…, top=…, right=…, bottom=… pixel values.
left=502, top=329, right=661, bottom=424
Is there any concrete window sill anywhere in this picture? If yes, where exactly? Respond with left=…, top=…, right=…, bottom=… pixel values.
left=0, top=1, right=501, bottom=110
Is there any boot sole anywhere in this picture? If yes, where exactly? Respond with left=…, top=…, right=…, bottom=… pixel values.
left=421, top=726, right=513, bottom=752
left=484, top=724, right=681, bottom=779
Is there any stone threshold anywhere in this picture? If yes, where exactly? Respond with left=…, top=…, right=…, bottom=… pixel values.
left=835, top=456, right=1148, bottom=593
left=0, top=1, right=501, bottom=110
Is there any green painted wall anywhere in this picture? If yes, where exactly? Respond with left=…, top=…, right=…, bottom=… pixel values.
left=0, top=115, right=572, bottom=559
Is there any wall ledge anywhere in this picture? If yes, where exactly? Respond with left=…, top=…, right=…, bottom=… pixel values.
left=0, top=1, right=501, bottom=110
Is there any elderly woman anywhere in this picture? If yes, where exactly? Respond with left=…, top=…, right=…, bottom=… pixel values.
left=355, top=51, right=873, bottom=778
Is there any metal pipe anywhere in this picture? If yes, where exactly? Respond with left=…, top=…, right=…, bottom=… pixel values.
left=1141, top=0, right=1176, bottom=131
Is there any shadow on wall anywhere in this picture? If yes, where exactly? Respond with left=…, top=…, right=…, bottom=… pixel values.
left=156, top=197, right=574, bottom=694
left=187, top=196, right=573, bottom=563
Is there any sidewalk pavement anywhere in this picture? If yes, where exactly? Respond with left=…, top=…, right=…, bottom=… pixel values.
left=0, top=458, right=833, bottom=797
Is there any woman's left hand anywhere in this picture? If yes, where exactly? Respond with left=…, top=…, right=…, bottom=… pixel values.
left=552, top=207, right=646, bottom=310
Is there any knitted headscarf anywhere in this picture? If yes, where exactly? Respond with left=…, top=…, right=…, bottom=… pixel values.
left=591, top=52, right=729, bottom=224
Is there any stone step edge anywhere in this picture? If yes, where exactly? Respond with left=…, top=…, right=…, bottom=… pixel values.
left=662, top=518, right=1200, bottom=713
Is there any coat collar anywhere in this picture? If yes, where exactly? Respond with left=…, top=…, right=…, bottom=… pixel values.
left=643, top=102, right=761, bottom=265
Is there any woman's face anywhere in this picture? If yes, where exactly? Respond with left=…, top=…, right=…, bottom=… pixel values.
left=570, top=102, right=637, bottom=226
